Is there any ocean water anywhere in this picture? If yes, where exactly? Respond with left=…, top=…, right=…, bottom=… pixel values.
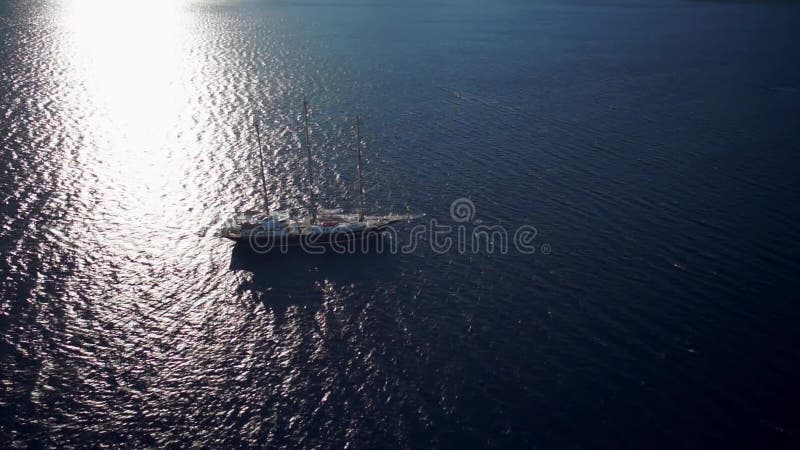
left=1, top=0, right=799, bottom=447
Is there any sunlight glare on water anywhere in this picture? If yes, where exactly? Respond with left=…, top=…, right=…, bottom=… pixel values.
left=1, top=0, right=799, bottom=447
left=60, top=0, right=193, bottom=220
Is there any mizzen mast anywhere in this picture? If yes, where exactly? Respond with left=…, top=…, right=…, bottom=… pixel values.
left=302, top=98, right=317, bottom=223
left=354, top=116, right=365, bottom=222
left=254, top=119, right=269, bottom=214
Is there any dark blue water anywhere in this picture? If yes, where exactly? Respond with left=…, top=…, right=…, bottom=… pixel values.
left=2, top=0, right=800, bottom=447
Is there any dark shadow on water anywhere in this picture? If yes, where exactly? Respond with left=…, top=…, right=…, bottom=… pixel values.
left=229, top=240, right=401, bottom=315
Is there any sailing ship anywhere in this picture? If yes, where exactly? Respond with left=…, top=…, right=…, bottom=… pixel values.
left=219, top=99, right=418, bottom=246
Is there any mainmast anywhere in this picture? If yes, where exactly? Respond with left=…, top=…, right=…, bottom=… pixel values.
left=303, top=98, right=317, bottom=223
left=354, top=117, right=365, bottom=222
left=254, top=119, right=269, bottom=214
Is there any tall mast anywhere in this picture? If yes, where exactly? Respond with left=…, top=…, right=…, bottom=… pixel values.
left=303, top=98, right=316, bottom=223
left=354, top=116, right=365, bottom=221
left=254, top=119, right=269, bottom=214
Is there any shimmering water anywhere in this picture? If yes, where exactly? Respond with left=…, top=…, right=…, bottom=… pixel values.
left=2, top=0, right=800, bottom=447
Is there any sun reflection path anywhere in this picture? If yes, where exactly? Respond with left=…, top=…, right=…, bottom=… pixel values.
left=64, top=0, right=188, bottom=134
left=58, top=0, right=202, bottom=233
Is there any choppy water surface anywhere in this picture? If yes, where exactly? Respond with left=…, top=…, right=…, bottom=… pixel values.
left=2, top=0, right=800, bottom=447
